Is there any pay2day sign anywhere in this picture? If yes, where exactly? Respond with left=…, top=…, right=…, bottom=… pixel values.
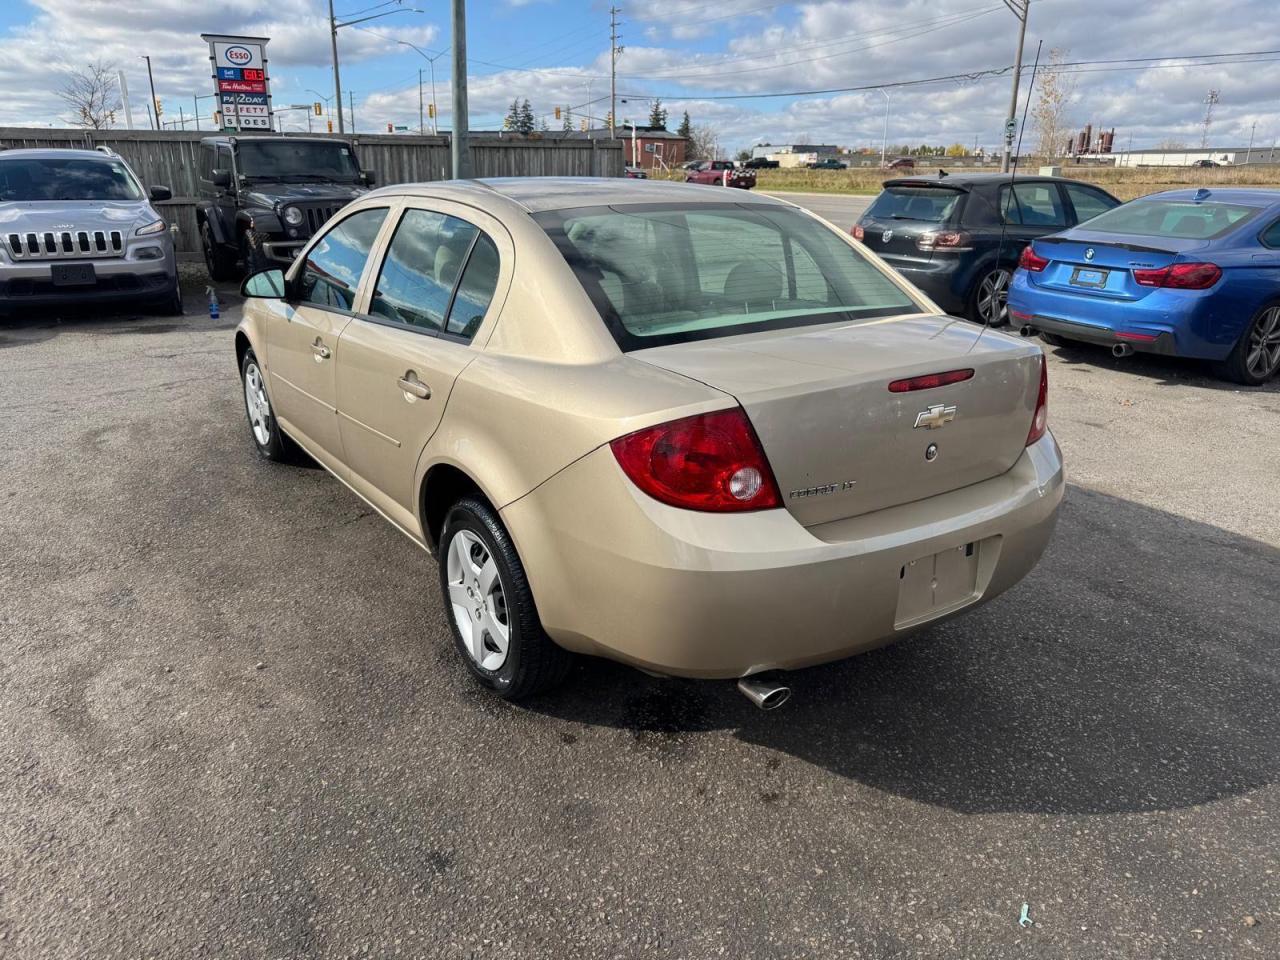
left=201, top=33, right=273, bottom=132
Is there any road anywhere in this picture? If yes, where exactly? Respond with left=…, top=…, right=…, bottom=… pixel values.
left=763, top=191, right=872, bottom=228
left=1, top=246, right=1278, bottom=958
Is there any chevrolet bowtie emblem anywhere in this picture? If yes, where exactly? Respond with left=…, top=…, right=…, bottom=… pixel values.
left=914, top=403, right=957, bottom=429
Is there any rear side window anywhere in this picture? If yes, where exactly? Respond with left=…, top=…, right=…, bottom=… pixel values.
left=1000, top=183, right=1066, bottom=227
left=865, top=186, right=961, bottom=223
left=1261, top=219, right=1280, bottom=248
left=536, top=202, right=918, bottom=351
left=297, top=207, right=387, bottom=311
left=1080, top=199, right=1260, bottom=240
left=1064, top=183, right=1117, bottom=224
left=447, top=234, right=500, bottom=339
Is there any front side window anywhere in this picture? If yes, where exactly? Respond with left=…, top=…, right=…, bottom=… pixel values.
left=0, top=157, right=143, bottom=202
left=1064, top=183, right=1117, bottom=224
left=536, top=203, right=919, bottom=351
left=369, top=209, right=482, bottom=333
left=1078, top=199, right=1261, bottom=240
left=297, top=207, right=388, bottom=311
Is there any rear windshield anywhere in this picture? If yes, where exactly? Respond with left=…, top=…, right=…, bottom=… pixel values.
left=535, top=202, right=919, bottom=351
left=0, top=157, right=143, bottom=202
left=865, top=186, right=962, bottom=223
left=1079, top=199, right=1259, bottom=240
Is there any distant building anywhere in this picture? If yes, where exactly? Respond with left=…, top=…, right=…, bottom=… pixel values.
left=555, top=125, right=688, bottom=170
left=1079, top=145, right=1278, bottom=167
left=750, top=143, right=840, bottom=168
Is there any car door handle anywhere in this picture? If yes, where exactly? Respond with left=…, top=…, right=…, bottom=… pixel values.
left=397, top=375, right=431, bottom=400
left=311, top=339, right=331, bottom=360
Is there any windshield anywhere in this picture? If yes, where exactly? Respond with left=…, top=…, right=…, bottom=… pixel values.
left=0, top=157, right=143, bottom=202
left=1079, top=199, right=1259, bottom=240
left=235, top=140, right=360, bottom=181
left=535, top=202, right=920, bottom=351
left=865, top=186, right=962, bottom=223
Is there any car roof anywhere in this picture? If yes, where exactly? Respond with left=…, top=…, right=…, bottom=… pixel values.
left=366, top=176, right=794, bottom=214
left=1138, top=187, right=1280, bottom=207
left=882, top=172, right=1095, bottom=190
left=0, top=148, right=122, bottom=161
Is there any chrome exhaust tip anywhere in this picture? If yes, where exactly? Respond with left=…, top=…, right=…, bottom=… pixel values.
left=737, top=676, right=792, bottom=710
left=1019, top=324, right=1036, bottom=338
left=1112, top=342, right=1134, bottom=358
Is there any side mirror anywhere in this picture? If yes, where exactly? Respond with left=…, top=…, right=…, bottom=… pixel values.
left=212, top=170, right=232, bottom=189
left=149, top=185, right=172, bottom=202
left=242, top=268, right=288, bottom=300
left=360, top=170, right=377, bottom=187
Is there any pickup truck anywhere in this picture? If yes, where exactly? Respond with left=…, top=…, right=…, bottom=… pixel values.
left=742, top=157, right=780, bottom=169
left=806, top=158, right=847, bottom=170
left=685, top=160, right=756, bottom=189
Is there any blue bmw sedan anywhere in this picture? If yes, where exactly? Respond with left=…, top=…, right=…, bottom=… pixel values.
left=1007, top=187, right=1280, bottom=384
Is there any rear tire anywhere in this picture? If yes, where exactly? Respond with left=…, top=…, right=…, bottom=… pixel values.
left=439, top=497, right=573, bottom=701
left=1212, top=303, right=1280, bottom=385
left=968, top=266, right=1012, bottom=326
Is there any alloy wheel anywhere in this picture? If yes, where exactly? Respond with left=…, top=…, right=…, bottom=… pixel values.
left=1246, top=305, right=1280, bottom=380
left=977, top=268, right=1011, bottom=325
left=243, top=362, right=272, bottom=447
left=446, top=529, right=511, bottom=671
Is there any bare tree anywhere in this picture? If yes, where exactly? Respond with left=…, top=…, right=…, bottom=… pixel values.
left=58, top=61, right=122, bottom=129
left=1030, top=48, right=1075, bottom=159
left=1154, top=138, right=1188, bottom=150
left=688, top=124, right=720, bottom=161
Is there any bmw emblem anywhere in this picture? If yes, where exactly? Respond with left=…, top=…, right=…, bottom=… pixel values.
left=1084, top=247, right=1095, bottom=261
left=881, top=229, right=893, bottom=243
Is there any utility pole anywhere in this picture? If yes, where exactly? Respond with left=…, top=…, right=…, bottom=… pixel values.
left=452, top=0, right=471, bottom=177
left=1200, top=89, right=1219, bottom=149
left=418, top=69, right=424, bottom=134
left=349, top=90, right=356, bottom=134
left=329, top=0, right=344, bottom=132
left=142, top=55, right=160, bottom=131
left=1246, top=120, right=1256, bottom=164
left=609, top=6, right=623, bottom=137
left=1000, top=0, right=1030, bottom=173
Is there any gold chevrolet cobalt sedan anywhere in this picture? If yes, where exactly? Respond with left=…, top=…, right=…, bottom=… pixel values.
left=235, top=178, right=1063, bottom=708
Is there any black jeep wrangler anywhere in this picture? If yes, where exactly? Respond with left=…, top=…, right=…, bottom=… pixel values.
left=196, top=135, right=376, bottom=281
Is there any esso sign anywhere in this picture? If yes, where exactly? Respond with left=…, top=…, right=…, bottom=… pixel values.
left=224, top=46, right=253, bottom=65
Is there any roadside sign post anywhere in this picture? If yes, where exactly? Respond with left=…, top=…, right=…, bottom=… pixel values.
left=200, top=34, right=273, bottom=133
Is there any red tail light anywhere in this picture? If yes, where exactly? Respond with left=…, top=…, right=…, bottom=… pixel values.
left=1132, top=262, right=1221, bottom=289
left=610, top=408, right=781, bottom=512
left=917, top=230, right=971, bottom=251
left=1026, top=355, right=1048, bottom=446
left=852, top=225, right=865, bottom=241
left=1018, top=245, right=1049, bottom=272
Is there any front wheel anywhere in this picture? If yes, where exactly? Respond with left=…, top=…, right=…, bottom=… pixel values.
left=201, top=220, right=238, bottom=283
left=1213, top=303, right=1280, bottom=385
left=156, top=278, right=184, bottom=316
left=969, top=266, right=1012, bottom=326
left=240, top=350, right=293, bottom=462
left=439, top=497, right=573, bottom=700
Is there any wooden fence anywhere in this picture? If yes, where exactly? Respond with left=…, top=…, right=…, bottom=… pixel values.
left=0, top=128, right=625, bottom=255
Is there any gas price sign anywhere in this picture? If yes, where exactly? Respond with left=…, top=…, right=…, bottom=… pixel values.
left=201, top=33, right=273, bottom=131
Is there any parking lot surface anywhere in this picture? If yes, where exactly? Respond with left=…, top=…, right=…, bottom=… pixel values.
left=1, top=257, right=1277, bottom=958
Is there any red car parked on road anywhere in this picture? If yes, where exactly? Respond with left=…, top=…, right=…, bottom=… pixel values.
left=685, top=160, right=756, bottom=189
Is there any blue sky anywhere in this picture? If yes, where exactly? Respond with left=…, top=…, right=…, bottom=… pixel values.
left=1, top=1, right=1277, bottom=154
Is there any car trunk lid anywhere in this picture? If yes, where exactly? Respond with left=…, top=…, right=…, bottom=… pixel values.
left=1028, top=232, right=1209, bottom=303
left=858, top=182, right=968, bottom=261
left=632, top=314, right=1042, bottom=526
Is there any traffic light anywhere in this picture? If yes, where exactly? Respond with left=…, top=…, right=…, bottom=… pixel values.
left=327, top=119, right=333, bottom=133
left=428, top=103, right=435, bottom=119
left=554, top=106, right=561, bottom=120
left=387, top=122, right=394, bottom=132
left=580, top=119, right=588, bottom=131
left=155, top=98, right=163, bottom=118
left=605, top=111, right=612, bottom=127
left=314, top=102, right=323, bottom=116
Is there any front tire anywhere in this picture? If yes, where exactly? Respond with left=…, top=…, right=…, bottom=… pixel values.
left=240, top=350, right=292, bottom=462
left=1212, top=303, right=1280, bottom=385
left=156, top=278, right=184, bottom=316
left=439, top=497, right=573, bottom=700
left=969, top=266, right=1012, bottom=326
left=201, top=221, right=237, bottom=283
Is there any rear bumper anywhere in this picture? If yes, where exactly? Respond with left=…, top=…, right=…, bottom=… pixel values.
left=502, top=432, right=1064, bottom=679
left=1007, top=270, right=1231, bottom=360
left=882, top=255, right=968, bottom=315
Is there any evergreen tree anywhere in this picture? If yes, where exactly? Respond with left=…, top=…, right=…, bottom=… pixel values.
left=517, top=99, right=535, bottom=135
left=676, top=110, right=691, bottom=139
left=503, top=98, right=521, bottom=132
left=563, top=112, right=573, bottom=131
left=647, top=99, right=668, bottom=130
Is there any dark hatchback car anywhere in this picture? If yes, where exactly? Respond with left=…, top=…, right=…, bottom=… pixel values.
left=854, top=173, right=1120, bottom=324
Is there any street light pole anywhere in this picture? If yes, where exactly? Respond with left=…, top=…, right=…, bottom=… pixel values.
left=141, top=55, right=159, bottom=131
left=1000, top=0, right=1030, bottom=173
left=451, top=0, right=471, bottom=178
left=875, top=88, right=890, bottom=167
left=396, top=42, right=447, bottom=136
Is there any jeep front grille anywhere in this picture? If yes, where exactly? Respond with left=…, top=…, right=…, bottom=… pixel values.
left=302, top=205, right=342, bottom=235
left=4, top=229, right=125, bottom=260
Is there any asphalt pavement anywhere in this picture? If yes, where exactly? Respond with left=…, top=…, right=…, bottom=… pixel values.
left=763, top=191, right=872, bottom=229
left=1, top=248, right=1277, bottom=959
